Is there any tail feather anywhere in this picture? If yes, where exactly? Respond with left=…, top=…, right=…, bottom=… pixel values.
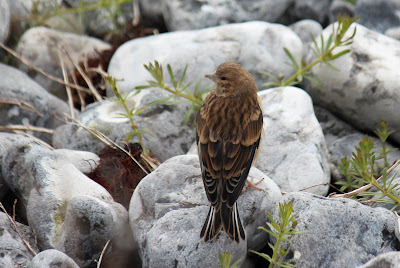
left=200, top=206, right=222, bottom=241
left=200, top=203, right=245, bottom=242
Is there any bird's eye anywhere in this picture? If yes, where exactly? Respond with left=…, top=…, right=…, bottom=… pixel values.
left=221, top=77, right=227, bottom=80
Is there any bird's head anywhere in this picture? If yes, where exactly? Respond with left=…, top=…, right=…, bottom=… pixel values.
left=205, top=62, right=257, bottom=97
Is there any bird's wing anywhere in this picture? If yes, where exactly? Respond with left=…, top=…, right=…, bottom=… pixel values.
left=196, top=103, right=263, bottom=208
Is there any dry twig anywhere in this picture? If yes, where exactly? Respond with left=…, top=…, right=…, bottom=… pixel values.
left=58, top=48, right=75, bottom=119
left=96, top=240, right=110, bottom=268
left=0, top=42, right=90, bottom=94
left=330, top=159, right=400, bottom=198
left=0, top=202, right=38, bottom=256
left=0, top=98, right=43, bottom=116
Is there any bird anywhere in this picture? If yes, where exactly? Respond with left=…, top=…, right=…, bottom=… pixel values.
left=196, top=62, right=263, bottom=242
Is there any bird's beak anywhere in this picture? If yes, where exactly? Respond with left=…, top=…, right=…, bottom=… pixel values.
left=205, top=72, right=216, bottom=82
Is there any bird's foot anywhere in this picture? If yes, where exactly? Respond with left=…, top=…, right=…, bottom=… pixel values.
left=242, top=178, right=264, bottom=193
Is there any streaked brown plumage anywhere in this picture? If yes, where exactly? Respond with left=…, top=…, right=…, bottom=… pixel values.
left=196, top=62, right=263, bottom=242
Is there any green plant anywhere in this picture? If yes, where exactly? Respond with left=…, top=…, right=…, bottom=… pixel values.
left=250, top=201, right=305, bottom=268
left=262, top=14, right=358, bottom=88
left=28, top=0, right=133, bottom=35
left=107, top=76, right=149, bottom=155
left=219, top=252, right=241, bottom=268
left=335, top=122, right=400, bottom=211
left=135, top=61, right=209, bottom=125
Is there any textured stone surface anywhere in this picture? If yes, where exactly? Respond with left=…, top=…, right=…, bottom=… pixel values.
left=1, top=138, right=133, bottom=267
left=129, top=155, right=282, bottom=267
left=355, top=0, right=400, bottom=33
left=108, top=21, right=303, bottom=95
left=15, top=26, right=111, bottom=100
left=273, top=192, right=400, bottom=268
left=256, top=87, right=331, bottom=195
left=304, top=23, right=400, bottom=144
left=0, top=212, right=38, bottom=268
left=29, top=249, right=79, bottom=268
left=0, top=63, right=71, bottom=143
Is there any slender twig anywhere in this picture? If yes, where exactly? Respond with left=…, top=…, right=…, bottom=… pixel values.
left=0, top=98, right=43, bottom=117
left=12, top=130, right=54, bottom=150
left=0, top=42, right=90, bottom=94
left=58, top=49, right=75, bottom=119
left=40, top=34, right=103, bottom=102
left=0, top=125, right=54, bottom=134
left=331, top=159, right=400, bottom=198
left=0, top=202, right=38, bottom=256
left=132, top=0, right=140, bottom=26
left=96, top=240, right=111, bottom=268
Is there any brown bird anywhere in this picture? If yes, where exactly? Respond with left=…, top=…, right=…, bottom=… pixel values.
left=196, top=62, right=263, bottom=242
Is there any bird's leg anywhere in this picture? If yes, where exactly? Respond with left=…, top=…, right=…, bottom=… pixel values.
left=242, top=177, right=264, bottom=193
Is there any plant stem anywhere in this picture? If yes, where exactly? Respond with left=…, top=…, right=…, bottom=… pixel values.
left=269, top=235, right=282, bottom=268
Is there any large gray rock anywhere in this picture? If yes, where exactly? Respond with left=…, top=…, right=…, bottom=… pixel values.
left=0, top=63, right=71, bottom=143
left=108, top=21, right=303, bottom=95
left=15, top=26, right=111, bottom=100
left=53, top=88, right=195, bottom=161
left=272, top=192, right=400, bottom=268
left=161, top=0, right=292, bottom=31
left=304, top=22, right=400, bottom=144
left=256, top=87, right=331, bottom=195
left=355, top=0, right=400, bottom=33
left=0, top=212, right=39, bottom=267
left=129, top=154, right=282, bottom=267
left=1, top=138, right=133, bottom=267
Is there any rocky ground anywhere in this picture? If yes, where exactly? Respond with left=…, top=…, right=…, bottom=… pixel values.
left=1, top=0, right=400, bottom=267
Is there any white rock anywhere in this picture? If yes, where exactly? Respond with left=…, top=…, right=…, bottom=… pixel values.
left=29, top=249, right=79, bottom=268
left=304, top=22, right=400, bottom=144
left=161, top=0, right=291, bottom=31
left=1, top=138, right=133, bottom=267
left=129, top=155, right=282, bottom=267
left=16, top=27, right=111, bottom=100
left=256, top=87, right=330, bottom=195
left=0, top=63, right=71, bottom=143
left=108, top=21, right=303, bottom=95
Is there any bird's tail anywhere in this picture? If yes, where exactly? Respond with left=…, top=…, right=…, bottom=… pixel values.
left=200, top=203, right=245, bottom=242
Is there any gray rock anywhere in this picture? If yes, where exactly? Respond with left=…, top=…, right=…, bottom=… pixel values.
left=357, top=251, right=400, bottom=268
left=355, top=0, right=400, bottom=33
left=385, top=26, right=400, bottom=40
left=328, top=133, right=400, bottom=183
left=15, top=26, right=111, bottom=100
left=0, top=63, right=71, bottom=143
left=0, top=133, right=33, bottom=200
left=0, top=212, right=38, bottom=267
left=329, top=0, right=355, bottom=23
left=161, top=0, right=291, bottom=31
left=0, top=0, right=10, bottom=43
left=138, top=0, right=164, bottom=28
left=273, top=192, right=400, bottom=268
left=29, top=249, right=79, bottom=268
left=289, top=19, right=323, bottom=45
left=256, top=87, right=331, bottom=195
left=303, top=22, right=400, bottom=145
left=290, top=0, right=332, bottom=24
left=313, top=105, right=359, bottom=148
left=53, top=89, right=195, bottom=162
left=108, top=21, right=303, bottom=95
left=129, top=154, right=282, bottom=267
left=64, top=0, right=132, bottom=36
left=1, top=138, right=133, bottom=267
